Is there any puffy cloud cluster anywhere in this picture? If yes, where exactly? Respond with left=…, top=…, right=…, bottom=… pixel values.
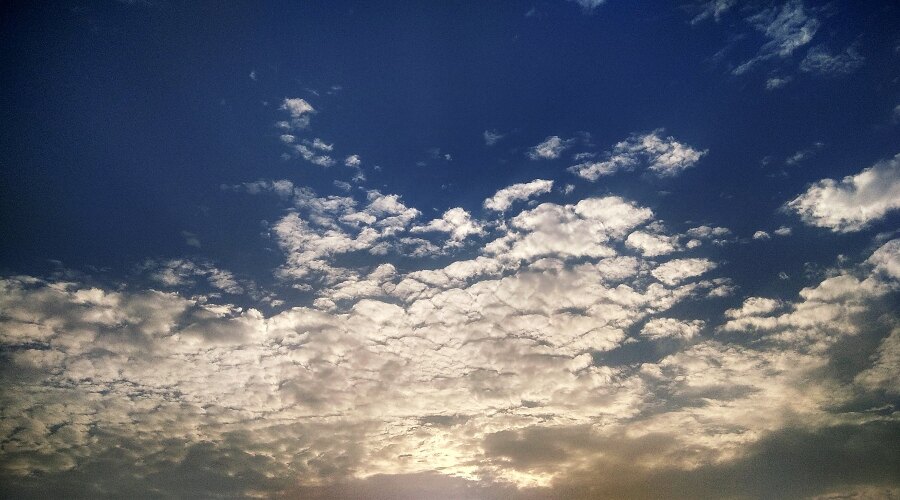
left=568, top=130, right=706, bottom=181
left=277, top=98, right=364, bottom=176
left=3, top=167, right=899, bottom=499
left=787, top=153, right=900, bottom=232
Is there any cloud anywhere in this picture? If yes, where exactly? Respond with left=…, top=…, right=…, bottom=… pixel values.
left=140, top=258, right=244, bottom=294
left=868, top=237, right=900, bottom=280
left=343, top=154, right=360, bottom=167
left=483, top=130, right=504, bottom=146
left=181, top=230, right=201, bottom=248
left=527, top=136, right=570, bottom=160
left=568, top=130, right=706, bottom=180
left=650, top=258, right=716, bottom=285
left=307, top=138, right=333, bottom=152
left=691, top=0, right=735, bottom=25
left=753, top=230, right=771, bottom=240
left=800, top=44, right=864, bottom=75
left=483, top=179, right=554, bottom=212
left=724, top=296, right=782, bottom=319
left=1, top=232, right=897, bottom=498
left=486, top=196, right=653, bottom=264
left=568, top=0, right=605, bottom=12
left=281, top=97, right=315, bottom=118
left=733, top=0, right=820, bottom=75
left=765, top=76, right=792, bottom=90
left=411, top=208, right=485, bottom=247
left=787, top=153, right=900, bottom=232
left=625, top=231, right=680, bottom=257
left=640, top=317, right=704, bottom=340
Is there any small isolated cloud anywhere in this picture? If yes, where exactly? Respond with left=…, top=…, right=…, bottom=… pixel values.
left=483, top=179, right=554, bottom=212
left=280, top=98, right=315, bottom=118
left=691, top=0, right=735, bottom=25
left=641, top=317, right=704, bottom=340
left=800, top=44, right=864, bottom=76
left=766, top=76, right=792, bottom=90
left=787, top=153, right=900, bottom=232
left=569, top=130, right=707, bottom=180
left=785, top=142, right=824, bottom=166
left=774, top=226, right=792, bottom=236
left=569, top=0, right=605, bottom=13
left=528, top=136, right=570, bottom=160
left=483, top=130, right=504, bottom=146
left=181, top=230, right=201, bottom=248
left=753, top=230, right=771, bottom=240
left=345, top=155, right=361, bottom=167
left=249, top=70, right=257, bottom=81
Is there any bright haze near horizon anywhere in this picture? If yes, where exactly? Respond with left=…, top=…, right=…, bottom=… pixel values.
left=1, top=1, right=900, bottom=498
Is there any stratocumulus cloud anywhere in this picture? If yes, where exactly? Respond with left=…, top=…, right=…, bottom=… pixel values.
left=3, top=2, right=899, bottom=498
left=787, top=153, right=900, bottom=232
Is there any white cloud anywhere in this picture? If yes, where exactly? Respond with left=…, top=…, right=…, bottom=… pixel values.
left=411, top=207, right=485, bottom=246
left=280, top=97, right=315, bottom=118
left=345, top=154, right=361, bottom=167
left=774, top=226, right=792, bottom=236
left=800, top=44, right=864, bottom=75
left=765, top=76, right=792, bottom=90
left=308, top=138, right=333, bottom=151
left=569, top=130, right=706, bottom=180
left=651, top=258, right=716, bottom=286
left=691, top=0, right=735, bottom=24
left=625, top=231, right=680, bottom=257
left=640, top=318, right=704, bottom=340
left=2, top=210, right=898, bottom=497
left=733, top=1, right=819, bottom=76
left=569, top=0, right=605, bottom=12
left=528, top=136, right=570, bottom=160
left=487, top=197, right=653, bottom=264
left=753, top=230, right=771, bottom=240
left=867, top=238, right=900, bottom=280
left=483, top=130, right=504, bottom=146
left=787, top=153, right=900, bottom=232
left=181, top=230, right=201, bottom=248
left=293, top=144, right=335, bottom=167
left=141, top=258, right=244, bottom=294
left=483, top=179, right=554, bottom=212
left=725, top=297, right=782, bottom=319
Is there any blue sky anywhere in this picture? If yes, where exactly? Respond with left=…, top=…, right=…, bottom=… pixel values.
left=1, top=1, right=900, bottom=498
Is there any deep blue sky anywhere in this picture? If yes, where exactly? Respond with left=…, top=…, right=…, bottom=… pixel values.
left=2, top=1, right=897, bottom=281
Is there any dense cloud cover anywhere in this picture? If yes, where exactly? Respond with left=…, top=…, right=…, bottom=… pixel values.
left=2, top=0, right=900, bottom=498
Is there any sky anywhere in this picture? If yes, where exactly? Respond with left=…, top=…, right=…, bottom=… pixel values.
left=1, top=0, right=900, bottom=498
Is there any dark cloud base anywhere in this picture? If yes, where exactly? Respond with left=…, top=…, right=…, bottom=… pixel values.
left=2, top=421, right=897, bottom=499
